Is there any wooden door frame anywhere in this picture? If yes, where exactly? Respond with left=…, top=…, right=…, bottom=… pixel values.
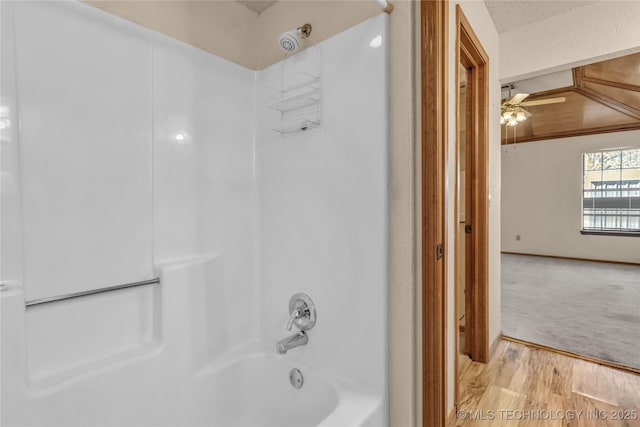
left=421, top=1, right=448, bottom=426
left=453, top=4, right=490, bottom=406
left=421, top=2, right=489, bottom=424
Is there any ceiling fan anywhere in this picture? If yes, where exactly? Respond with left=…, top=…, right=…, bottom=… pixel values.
left=500, top=92, right=566, bottom=126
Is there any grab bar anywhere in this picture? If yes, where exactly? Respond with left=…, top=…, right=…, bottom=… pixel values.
left=25, top=278, right=160, bottom=307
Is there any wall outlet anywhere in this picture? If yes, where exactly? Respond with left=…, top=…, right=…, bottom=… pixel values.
left=516, top=234, right=521, bottom=241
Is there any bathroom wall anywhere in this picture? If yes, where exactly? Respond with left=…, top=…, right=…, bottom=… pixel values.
left=2, top=1, right=391, bottom=425
left=502, top=131, right=640, bottom=264
left=257, top=3, right=421, bottom=424
left=256, top=13, right=389, bottom=423
left=14, top=1, right=154, bottom=302
left=80, top=1, right=420, bottom=424
left=257, top=4, right=422, bottom=425
left=1, top=1, right=257, bottom=424
left=152, top=29, right=258, bottom=350
left=0, top=0, right=22, bottom=291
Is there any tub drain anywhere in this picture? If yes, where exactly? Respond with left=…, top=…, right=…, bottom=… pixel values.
left=289, top=368, right=303, bottom=389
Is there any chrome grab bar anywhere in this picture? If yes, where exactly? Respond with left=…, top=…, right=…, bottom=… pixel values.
left=25, top=278, right=160, bottom=307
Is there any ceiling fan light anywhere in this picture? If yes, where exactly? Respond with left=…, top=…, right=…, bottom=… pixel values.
left=508, top=118, right=517, bottom=126
left=516, top=111, right=526, bottom=121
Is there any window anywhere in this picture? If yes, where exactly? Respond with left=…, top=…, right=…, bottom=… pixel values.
left=582, top=148, right=640, bottom=235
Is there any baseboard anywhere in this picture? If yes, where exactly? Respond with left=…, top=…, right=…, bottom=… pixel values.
left=502, top=335, right=640, bottom=376
left=501, top=251, right=640, bottom=266
left=489, top=330, right=502, bottom=360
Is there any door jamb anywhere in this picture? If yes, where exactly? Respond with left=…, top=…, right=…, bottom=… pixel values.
left=421, top=1, right=448, bottom=426
left=453, top=4, right=490, bottom=407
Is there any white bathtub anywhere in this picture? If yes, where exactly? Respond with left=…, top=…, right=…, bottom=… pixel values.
left=1, top=256, right=384, bottom=427
left=189, top=353, right=382, bottom=427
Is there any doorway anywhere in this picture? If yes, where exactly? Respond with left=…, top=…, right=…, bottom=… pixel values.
left=457, top=64, right=471, bottom=368
left=454, top=5, right=490, bottom=407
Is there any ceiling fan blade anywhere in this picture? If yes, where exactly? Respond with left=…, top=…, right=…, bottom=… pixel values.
left=524, top=110, right=532, bottom=118
left=509, top=93, right=530, bottom=104
left=520, top=97, right=566, bottom=107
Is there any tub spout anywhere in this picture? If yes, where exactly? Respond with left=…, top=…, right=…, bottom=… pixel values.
left=276, top=331, right=308, bottom=354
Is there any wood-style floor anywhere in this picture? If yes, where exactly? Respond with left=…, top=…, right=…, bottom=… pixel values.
left=452, top=340, right=640, bottom=426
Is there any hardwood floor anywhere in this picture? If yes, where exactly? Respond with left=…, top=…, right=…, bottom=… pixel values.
left=451, top=340, right=640, bottom=426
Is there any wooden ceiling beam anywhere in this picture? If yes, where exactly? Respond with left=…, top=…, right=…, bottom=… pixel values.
left=580, top=76, right=640, bottom=93
left=520, top=117, right=533, bottom=138
left=500, top=122, right=640, bottom=145
left=576, top=87, right=640, bottom=120
left=502, top=56, right=640, bottom=145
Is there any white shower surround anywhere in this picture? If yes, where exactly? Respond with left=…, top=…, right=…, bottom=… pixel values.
left=0, top=2, right=389, bottom=426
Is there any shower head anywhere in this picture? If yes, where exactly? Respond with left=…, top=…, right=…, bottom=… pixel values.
left=278, top=31, right=300, bottom=53
left=278, top=24, right=312, bottom=53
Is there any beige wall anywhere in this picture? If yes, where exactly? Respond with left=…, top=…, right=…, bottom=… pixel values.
left=86, top=1, right=421, bottom=425
left=86, top=1, right=258, bottom=69
left=86, top=0, right=385, bottom=72
left=502, top=131, right=640, bottom=264
left=387, top=3, right=420, bottom=426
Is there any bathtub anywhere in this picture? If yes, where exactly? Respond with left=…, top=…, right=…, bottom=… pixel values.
left=1, top=256, right=384, bottom=426
left=190, top=353, right=382, bottom=427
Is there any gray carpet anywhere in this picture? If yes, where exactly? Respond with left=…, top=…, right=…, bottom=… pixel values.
left=502, top=254, right=640, bottom=369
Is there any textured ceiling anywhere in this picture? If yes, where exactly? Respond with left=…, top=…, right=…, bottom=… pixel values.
left=484, top=0, right=597, bottom=33
left=236, top=0, right=277, bottom=15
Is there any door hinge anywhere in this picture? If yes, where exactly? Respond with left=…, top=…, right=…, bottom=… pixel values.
left=465, top=224, right=472, bottom=234
left=436, top=243, right=444, bottom=260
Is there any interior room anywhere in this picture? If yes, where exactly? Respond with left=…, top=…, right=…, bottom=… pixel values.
left=501, top=53, right=640, bottom=371
left=0, top=1, right=638, bottom=427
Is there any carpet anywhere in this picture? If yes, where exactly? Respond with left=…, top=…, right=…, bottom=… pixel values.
left=501, top=253, right=640, bottom=369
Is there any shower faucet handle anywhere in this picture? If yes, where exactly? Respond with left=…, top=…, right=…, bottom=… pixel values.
left=287, top=308, right=302, bottom=331
left=286, top=293, right=316, bottom=332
